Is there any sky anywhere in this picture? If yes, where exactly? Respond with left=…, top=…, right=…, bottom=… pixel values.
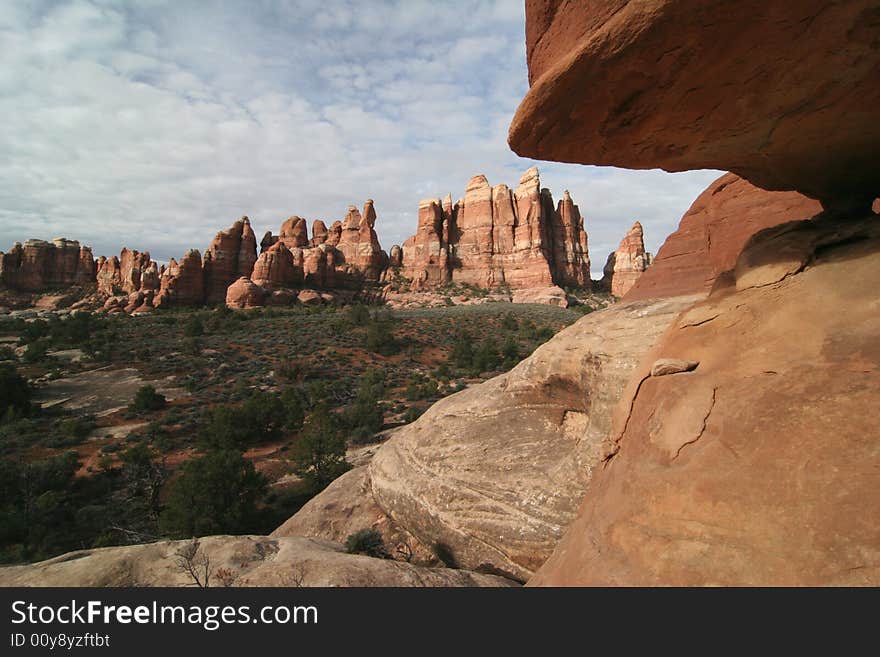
left=0, top=0, right=722, bottom=278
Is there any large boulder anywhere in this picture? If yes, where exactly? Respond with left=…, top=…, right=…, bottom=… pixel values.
left=531, top=211, right=880, bottom=585
left=225, top=276, right=266, bottom=309
left=509, top=0, right=880, bottom=205
left=624, top=173, right=822, bottom=301
left=369, top=294, right=699, bottom=581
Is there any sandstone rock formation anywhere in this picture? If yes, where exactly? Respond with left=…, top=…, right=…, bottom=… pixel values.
left=118, top=248, right=152, bottom=294
left=278, top=215, right=310, bottom=249
left=310, top=220, right=329, bottom=247
left=625, top=174, right=822, bottom=301
left=330, top=201, right=388, bottom=281
left=0, top=535, right=516, bottom=587
left=96, top=255, right=121, bottom=295
left=389, top=244, right=403, bottom=268
left=0, top=239, right=94, bottom=291
left=251, top=241, right=299, bottom=289
left=399, top=167, right=591, bottom=291
left=509, top=0, right=880, bottom=205
left=508, top=0, right=880, bottom=586
left=601, top=222, right=651, bottom=297
left=367, top=295, right=699, bottom=581
left=225, top=276, right=267, bottom=309
left=154, top=249, right=204, bottom=308
left=532, top=213, right=880, bottom=585
left=203, top=217, right=257, bottom=304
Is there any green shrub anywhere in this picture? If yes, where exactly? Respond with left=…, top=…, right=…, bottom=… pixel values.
left=346, top=304, right=371, bottom=327
left=0, top=363, right=31, bottom=422
left=130, top=386, right=167, bottom=413
left=292, top=405, right=350, bottom=492
left=159, top=448, right=266, bottom=538
left=345, top=528, right=389, bottom=559
left=59, top=416, right=95, bottom=442
left=183, top=315, right=204, bottom=337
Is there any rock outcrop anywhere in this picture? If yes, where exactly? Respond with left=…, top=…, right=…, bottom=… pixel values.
left=532, top=213, right=880, bottom=585
left=229, top=201, right=390, bottom=307
left=153, top=249, right=204, bottom=308
left=508, top=0, right=880, bottom=586
left=367, top=294, right=699, bottom=581
left=0, top=239, right=94, bottom=291
left=203, top=217, right=257, bottom=304
left=225, top=276, right=267, bottom=309
left=278, top=215, right=310, bottom=250
left=624, top=174, right=822, bottom=301
left=334, top=201, right=388, bottom=280
left=509, top=0, right=880, bottom=205
left=601, top=222, right=651, bottom=297
left=399, top=167, right=591, bottom=291
left=0, top=535, right=516, bottom=587
left=251, top=241, right=299, bottom=289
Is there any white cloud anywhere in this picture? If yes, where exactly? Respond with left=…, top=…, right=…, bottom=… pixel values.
left=0, top=0, right=722, bottom=276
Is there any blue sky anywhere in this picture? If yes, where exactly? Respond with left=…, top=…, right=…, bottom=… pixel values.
left=0, top=0, right=721, bottom=277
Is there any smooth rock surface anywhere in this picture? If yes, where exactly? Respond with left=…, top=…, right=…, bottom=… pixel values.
left=0, top=535, right=516, bottom=587
left=510, top=0, right=880, bottom=203
left=531, top=213, right=880, bottom=586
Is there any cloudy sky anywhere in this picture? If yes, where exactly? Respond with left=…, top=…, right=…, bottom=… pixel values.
left=0, top=0, right=721, bottom=277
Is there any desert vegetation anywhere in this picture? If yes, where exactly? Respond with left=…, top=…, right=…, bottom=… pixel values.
left=0, top=300, right=582, bottom=563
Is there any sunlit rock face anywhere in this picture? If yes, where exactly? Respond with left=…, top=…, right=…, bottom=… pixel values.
left=401, top=167, right=590, bottom=291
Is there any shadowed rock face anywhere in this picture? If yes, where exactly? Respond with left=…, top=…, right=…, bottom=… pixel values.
left=624, top=173, right=822, bottom=301
left=368, top=294, right=699, bottom=581
left=510, top=0, right=880, bottom=205
left=532, top=212, right=880, bottom=585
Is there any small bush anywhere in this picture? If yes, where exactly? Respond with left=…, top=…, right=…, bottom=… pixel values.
left=130, top=385, right=167, bottom=412
left=0, top=363, right=32, bottom=422
left=433, top=542, right=459, bottom=569
left=183, top=315, right=204, bottom=337
left=345, top=529, right=389, bottom=559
